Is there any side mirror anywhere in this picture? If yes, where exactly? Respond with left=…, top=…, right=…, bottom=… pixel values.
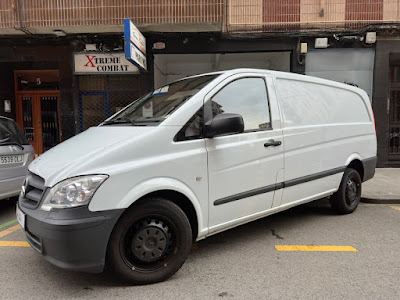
left=204, top=113, right=244, bottom=138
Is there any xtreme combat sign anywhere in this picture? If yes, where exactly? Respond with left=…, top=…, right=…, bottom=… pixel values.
left=74, top=52, right=140, bottom=74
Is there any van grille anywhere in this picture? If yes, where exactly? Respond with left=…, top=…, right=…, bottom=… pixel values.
left=20, top=172, right=45, bottom=209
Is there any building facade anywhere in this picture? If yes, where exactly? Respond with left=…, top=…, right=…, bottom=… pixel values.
left=0, top=0, right=399, bottom=166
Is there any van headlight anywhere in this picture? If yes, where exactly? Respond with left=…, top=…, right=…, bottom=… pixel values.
left=41, top=175, right=108, bottom=211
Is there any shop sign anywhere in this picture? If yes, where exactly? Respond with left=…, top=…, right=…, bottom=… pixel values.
left=73, top=52, right=139, bottom=74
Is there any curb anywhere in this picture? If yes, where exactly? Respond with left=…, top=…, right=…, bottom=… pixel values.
left=361, top=197, right=400, bottom=204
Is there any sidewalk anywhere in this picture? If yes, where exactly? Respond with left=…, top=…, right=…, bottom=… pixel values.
left=361, top=168, right=400, bottom=204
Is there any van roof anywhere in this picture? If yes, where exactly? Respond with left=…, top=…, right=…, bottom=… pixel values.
left=176, top=68, right=368, bottom=98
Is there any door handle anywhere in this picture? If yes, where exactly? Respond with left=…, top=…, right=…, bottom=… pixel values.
left=264, top=139, right=282, bottom=147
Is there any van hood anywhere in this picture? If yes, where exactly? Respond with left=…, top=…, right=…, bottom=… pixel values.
left=29, top=126, right=156, bottom=187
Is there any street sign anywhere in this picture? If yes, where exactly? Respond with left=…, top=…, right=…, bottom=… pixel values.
left=124, top=18, right=146, bottom=55
left=124, top=41, right=147, bottom=71
left=123, top=18, right=147, bottom=71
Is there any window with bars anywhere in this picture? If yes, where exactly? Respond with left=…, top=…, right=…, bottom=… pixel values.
left=22, top=96, right=34, bottom=141
left=41, top=96, right=60, bottom=152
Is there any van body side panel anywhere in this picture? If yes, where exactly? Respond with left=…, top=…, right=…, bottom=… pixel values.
left=274, top=77, right=376, bottom=206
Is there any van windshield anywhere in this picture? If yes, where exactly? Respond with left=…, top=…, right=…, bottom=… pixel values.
left=0, top=117, right=29, bottom=146
left=102, top=74, right=219, bottom=126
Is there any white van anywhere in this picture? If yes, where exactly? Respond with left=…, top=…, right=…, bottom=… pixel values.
left=16, top=69, right=377, bottom=284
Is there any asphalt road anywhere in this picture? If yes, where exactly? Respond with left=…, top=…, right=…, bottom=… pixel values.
left=0, top=198, right=399, bottom=300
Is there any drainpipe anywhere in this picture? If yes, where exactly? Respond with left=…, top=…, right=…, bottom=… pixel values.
left=12, top=0, right=32, bottom=35
left=17, top=0, right=24, bottom=28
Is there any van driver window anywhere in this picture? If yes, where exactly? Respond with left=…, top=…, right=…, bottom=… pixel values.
left=210, top=77, right=271, bottom=131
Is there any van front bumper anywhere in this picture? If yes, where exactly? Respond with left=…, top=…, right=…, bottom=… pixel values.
left=18, top=202, right=124, bottom=273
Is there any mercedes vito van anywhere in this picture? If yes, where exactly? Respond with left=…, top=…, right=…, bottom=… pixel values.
left=17, top=69, right=377, bottom=284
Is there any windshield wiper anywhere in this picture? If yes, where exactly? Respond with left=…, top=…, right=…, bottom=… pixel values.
left=102, top=117, right=137, bottom=126
left=0, top=141, right=24, bottom=150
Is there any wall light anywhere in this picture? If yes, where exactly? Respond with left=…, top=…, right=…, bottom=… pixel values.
left=53, top=30, right=66, bottom=37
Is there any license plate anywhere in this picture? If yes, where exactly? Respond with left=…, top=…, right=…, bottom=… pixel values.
left=0, top=155, right=23, bottom=165
left=16, top=204, right=25, bottom=229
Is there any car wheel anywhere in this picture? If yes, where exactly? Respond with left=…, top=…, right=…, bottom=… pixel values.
left=107, top=198, right=192, bottom=285
left=330, top=168, right=362, bottom=214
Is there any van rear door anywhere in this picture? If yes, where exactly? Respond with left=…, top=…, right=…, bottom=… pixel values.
left=205, top=73, right=284, bottom=233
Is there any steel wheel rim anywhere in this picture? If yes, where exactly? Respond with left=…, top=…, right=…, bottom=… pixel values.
left=132, top=219, right=170, bottom=263
left=120, top=216, right=176, bottom=271
left=345, top=178, right=359, bottom=206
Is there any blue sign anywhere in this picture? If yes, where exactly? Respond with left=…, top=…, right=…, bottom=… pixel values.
left=124, top=18, right=147, bottom=71
left=124, top=41, right=147, bottom=71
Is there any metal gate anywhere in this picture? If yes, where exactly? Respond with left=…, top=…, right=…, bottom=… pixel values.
left=78, top=75, right=141, bottom=132
left=15, top=70, right=61, bottom=154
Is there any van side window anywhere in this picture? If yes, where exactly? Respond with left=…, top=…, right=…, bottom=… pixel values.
left=175, top=107, right=203, bottom=141
left=210, top=77, right=271, bottom=131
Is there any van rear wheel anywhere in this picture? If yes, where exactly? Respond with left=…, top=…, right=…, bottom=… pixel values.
left=107, top=198, right=192, bottom=285
left=330, top=168, right=362, bottom=214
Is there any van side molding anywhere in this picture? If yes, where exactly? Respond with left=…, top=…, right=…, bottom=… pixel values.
left=214, top=166, right=347, bottom=206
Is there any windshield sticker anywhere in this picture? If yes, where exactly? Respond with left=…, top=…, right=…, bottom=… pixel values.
left=160, top=85, right=169, bottom=93
left=142, top=101, right=153, bottom=117
left=152, top=88, right=161, bottom=95
left=152, top=85, right=169, bottom=96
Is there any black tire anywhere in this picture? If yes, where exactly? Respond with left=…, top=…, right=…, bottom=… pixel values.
left=107, top=198, right=192, bottom=285
left=330, top=168, right=362, bottom=214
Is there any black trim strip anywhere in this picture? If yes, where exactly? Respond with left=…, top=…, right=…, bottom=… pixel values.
left=213, top=166, right=346, bottom=206
left=214, top=183, right=277, bottom=206
left=284, top=166, right=346, bottom=188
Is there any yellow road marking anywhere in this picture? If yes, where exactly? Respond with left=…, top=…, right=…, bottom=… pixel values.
left=0, top=241, right=30, bottom=247
left=0, top=224, right=22, bottom=239
left=275, top=245, right=358, bottom=252
left=390, top=206, right=400, bottom=211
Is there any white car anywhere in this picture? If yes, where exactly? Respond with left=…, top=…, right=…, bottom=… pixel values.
left=17, top=69, right=377, bottom=284
left=0, top=117, right=34, bottom=200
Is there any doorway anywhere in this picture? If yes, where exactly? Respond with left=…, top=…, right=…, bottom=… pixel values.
left=14, top=70, right=61, bottom=154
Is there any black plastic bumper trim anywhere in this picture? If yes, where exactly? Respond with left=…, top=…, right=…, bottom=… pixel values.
left=19, top=203, right=125, bottom=273
left=362, top=156, right=377, bottom=182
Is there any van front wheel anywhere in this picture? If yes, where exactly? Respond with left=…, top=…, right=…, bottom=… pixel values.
left=107, top=198, right=192, bottom=284
left=330, top=168, right=362, bottom=214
